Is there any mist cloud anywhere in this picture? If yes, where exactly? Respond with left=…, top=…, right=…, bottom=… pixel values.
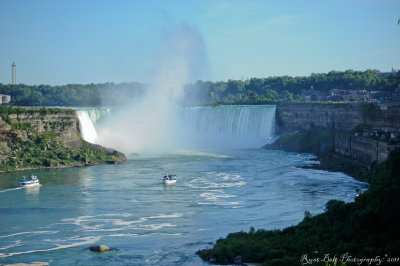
left=95, top=23, right=208, bottom=154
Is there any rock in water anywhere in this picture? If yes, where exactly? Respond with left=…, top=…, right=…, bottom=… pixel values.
left=89, top=245, right=111, bottom=252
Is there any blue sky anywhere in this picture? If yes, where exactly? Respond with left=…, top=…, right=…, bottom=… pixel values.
left=0, top=0, right=399, bottom=85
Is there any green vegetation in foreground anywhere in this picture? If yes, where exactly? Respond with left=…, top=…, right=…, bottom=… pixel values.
left=196, top=149, right=400, bottom=265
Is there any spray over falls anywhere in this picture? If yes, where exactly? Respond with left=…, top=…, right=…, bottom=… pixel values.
left=75, top=24, right=275, bottom=154
left=77, top=105, right=276, bottom=153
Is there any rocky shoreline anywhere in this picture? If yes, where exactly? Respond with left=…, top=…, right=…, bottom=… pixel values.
left=263, top=128, right=369, bottom=181
left=197, top=143, right=400, bottom=265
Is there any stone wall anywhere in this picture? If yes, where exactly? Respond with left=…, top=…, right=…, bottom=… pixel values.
left=7, top=111, right=81, bottom=149
left=276, top=103, right=400, bottom=134
left=276, top=103, right=400, bottom=167
left=335, top=133, right=400, bottom=167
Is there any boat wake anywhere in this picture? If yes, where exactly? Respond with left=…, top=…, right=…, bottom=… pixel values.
left=0, top=187, right=22, bottom=193
left=0, top=236, right=100, bottom=258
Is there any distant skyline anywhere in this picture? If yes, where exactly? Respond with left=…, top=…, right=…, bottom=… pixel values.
left=0, top=0, right=399, bottom=85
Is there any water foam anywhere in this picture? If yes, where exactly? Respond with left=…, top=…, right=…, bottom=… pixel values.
left=59, top=213, right=183, bottom=233
left=0, top=236, right=100, bottom=258
left=76, top=111, right=98, bottom=143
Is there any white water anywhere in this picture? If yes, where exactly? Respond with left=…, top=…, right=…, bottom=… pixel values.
left=180, top=105, right=276, bottom=149
left=84, top=108, right=110, bottom=124
left=76, top=111, right=98, bottom=144
left=76, top=105, right=276, bottom=153
left=76, top=108, right=110, bottom=144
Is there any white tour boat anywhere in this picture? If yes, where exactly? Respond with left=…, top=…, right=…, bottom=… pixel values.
left=19, top=175, right=40, bottom=187
left=163, top=174, right=177, bottom=185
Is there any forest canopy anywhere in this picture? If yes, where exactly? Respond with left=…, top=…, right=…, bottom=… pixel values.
left=1, top=70, right=399, bottom=106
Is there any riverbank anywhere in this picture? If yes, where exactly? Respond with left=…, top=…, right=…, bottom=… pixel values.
left=197, top=127, right=400, bottom=265
left=0, top=106, right=126, bottom=173
left=264, top=129, right=368, bottom=181
left=197, top=147, right=400, bottom=265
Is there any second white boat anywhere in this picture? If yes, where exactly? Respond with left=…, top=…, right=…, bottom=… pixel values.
left=163, top=174, right=177, bottom=185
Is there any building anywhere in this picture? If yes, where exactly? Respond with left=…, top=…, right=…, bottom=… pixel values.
left=301, top=86, right=328, bottom=102
left=346, top=90, right=369, bottom=101
left=377, top=68, right=399, bottom=78
left=12, top=62, right=16, bottom=85
left=0, top=94, right=11, bottom=105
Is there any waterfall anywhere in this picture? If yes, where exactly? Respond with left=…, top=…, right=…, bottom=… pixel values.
left=183, top=105, right=275, bottom=137
left=179, top=105, right=276, bottom=149
left=85, top=108, right=110, bottom=124
left=76, top=111, right=98, bottom=144
left=77, top=105, right=276, bottom=152
left=76, top=108, right=110, bottom=144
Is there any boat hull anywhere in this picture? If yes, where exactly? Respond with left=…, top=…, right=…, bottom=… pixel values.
left=163, top=180, right=177, bottom=185
left=19, top=177, right=40, bottom=187
left=19, top=182, right=40, bottom=187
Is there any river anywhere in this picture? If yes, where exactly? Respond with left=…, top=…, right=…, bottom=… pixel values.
left=0, top=105, right=367, bottom=265
left=0, top=148, right=367, bottom=265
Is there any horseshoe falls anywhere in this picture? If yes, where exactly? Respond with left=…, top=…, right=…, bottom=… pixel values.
left=179, top=105, right=276, bottom=150
left=76, top=105, right=276, bottom=153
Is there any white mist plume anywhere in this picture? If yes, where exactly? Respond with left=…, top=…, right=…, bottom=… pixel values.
left=95, top=24, right=207, bottom=154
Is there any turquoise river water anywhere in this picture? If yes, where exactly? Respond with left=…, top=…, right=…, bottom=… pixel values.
left=0, top=148, right=367, bottom=265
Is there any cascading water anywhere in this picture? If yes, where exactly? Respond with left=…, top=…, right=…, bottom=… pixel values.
left=184, top=105, right=274, bottom=141
left=178, top=105, right=276, bottom=149
left=77, top=105, right=276, bottom=153
left=76, top=108, right=110, bottom=144
left=76, top=111, right=98, bottom=144
left=85, top=108, right=110, bottom=124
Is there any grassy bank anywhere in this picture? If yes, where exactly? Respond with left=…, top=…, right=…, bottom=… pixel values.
left=0, top=135, right=125, bottom=172
left=197, top=149, right=400, bottom=265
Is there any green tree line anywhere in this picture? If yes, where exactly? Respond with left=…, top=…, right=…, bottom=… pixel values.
left=0, top=82, right=146, bottom=106
left=185, top=69, right=400, bottom=105
left=1, top=70, right=399, bottom=106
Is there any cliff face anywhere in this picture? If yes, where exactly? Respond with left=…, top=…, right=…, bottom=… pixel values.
left=335, top=133, right=400, bottom=167
left=0, top=107, right=125, bottom=172
left=276, top=103, right=400, bottom=134
left=274, top=103, right=400, bottom=168
left=6, top=110, right=81, bottom=148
